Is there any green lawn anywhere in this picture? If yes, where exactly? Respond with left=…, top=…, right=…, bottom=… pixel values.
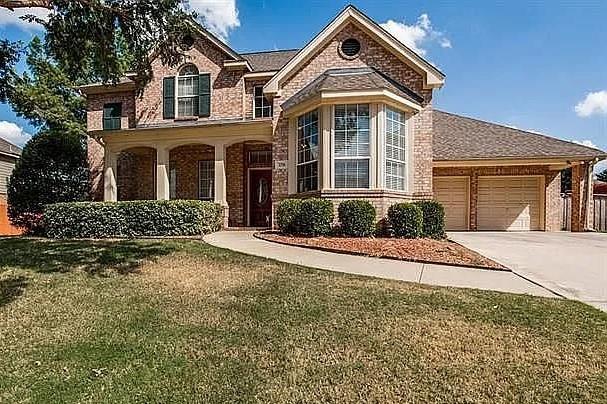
left=0, top=238, right=605, bottom=403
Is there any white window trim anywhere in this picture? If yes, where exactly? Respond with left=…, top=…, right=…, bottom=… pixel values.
left=253, top=85, right=272, bottom=119
left=296, top=109, right=320, bottom=193
left=332, top=103, right=372, bottom=190
left=384, top=106, right=408, bottom=192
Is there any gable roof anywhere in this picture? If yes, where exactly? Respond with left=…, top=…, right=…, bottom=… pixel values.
left=186, top=18, right=244, bottom=63
left=0, top=137, right=22, bottom=158
left=241, top=49, right=300, bottom=72
left=281, top=67, right=424, bottom=111
left=264, top=5, right=445, bottom=94
left=433, top=110, right=606, bottom=161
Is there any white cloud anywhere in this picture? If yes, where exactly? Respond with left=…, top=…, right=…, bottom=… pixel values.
left=595, top=159, right=607, bottom=175
left=0, top=7, right=49, bottom=32
left=0, top=121, right=31, bottom=147
left=381, top=14, right=451, bottom=57
left=572, top=139, right=598, bottom=149
left=186, top=0, right=240, bottom=41
left=575, top=90, right=607, bottom=118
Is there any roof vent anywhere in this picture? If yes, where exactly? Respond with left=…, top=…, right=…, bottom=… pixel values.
left=340, top=38, right=361, bottom=58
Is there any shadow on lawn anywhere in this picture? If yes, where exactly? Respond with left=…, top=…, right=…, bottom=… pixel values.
left=0, top=238, right=179, bottom=276
left=0, top=275, right=28, bottom=307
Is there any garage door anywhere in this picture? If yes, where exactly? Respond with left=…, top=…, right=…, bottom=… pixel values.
left=433, top=177, right=469, bottom=230
left=477, top=176, right=543, bottom=231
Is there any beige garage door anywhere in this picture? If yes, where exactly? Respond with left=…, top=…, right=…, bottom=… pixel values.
left=433, top=177, right=469, bottom=231
left=477, top=176, right=543, bottom=231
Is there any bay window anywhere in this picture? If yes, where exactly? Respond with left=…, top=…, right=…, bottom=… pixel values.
left=296, top=109, right=319, bottom=193
left=385, top=107, right=407, bottom=191
left=334, top=104, right=370, bottom=188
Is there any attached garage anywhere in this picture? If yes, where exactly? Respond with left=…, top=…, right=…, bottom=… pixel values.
left=477, top=176, right=544, bottom=231
left=433, top=177, right=469, bottom=230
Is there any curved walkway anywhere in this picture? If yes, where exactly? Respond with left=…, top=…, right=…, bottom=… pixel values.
left=203, top=231, right=557, bottom=298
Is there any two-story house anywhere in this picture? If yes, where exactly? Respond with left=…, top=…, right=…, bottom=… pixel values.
left=82, top=5, right=605, bottom=232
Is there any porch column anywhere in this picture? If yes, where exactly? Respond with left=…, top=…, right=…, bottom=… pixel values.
left=103, top=147, right=118, bottom=202
left=570, top=163, right=591, bottom=232
left=214, top=142, right=229, bottom=227
left=156, top=146, right=170, bottom=201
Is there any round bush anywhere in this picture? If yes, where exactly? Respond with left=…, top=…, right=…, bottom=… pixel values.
left=298, top=198, right=334, bottom=236
left=413, top=200, right=446, bottom=239
left=276, top=199, right=303, bottom=235
left=387, top=203, right=423, bottom=239
left=338, top=200, right=376, bottom=237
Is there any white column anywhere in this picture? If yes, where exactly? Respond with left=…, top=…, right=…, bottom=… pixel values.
left=156, top=146, right=170, bottom=201
left=104, top=147, right=118, bottom=202
left=214, top=142, right=227, bottom=206
left=321, top=105, right=332, bottom=190
left=376, top=104, right=386, bottom=189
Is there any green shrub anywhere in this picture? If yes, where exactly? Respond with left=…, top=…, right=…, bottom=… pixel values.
left=413, top=200, right=446, bottom=239
left=387, top=203, right=423, bottom=239
left=276, top=199, right=303, bottom=234
left=44, top=200, right=222, bottom=239
left=338, top=200, right=376, bottom=237
left=276, top=198, right=334, bottom=236
left=298, top=199, right=334, bottom=236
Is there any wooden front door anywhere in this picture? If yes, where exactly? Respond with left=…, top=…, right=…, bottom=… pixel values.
left=249, top=169, right=272, bottom=227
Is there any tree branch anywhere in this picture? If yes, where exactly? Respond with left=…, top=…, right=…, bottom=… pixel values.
left=0, top=0, right=52, bottom=10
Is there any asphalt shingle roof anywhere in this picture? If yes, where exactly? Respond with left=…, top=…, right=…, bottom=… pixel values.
left=241, top=49, right=300, bottom=72
left=0, top=137, right=21, bottom=158
left=281, top=67, right=424, bottom=111
left=433, top=110, right=606, bottom=161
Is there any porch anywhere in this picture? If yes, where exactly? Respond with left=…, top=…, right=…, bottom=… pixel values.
left=98, top=120, right=273, bottom=228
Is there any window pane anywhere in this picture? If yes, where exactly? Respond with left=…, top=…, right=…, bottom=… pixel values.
left=296, top=109, right=319, bottom=193
left=254, top=86, right=273, bottom=118
left=385, top=107, right=407, bottom=191
left=199, top=160, right=215, bottom=200
left=335, top=159, right=369, bottom=189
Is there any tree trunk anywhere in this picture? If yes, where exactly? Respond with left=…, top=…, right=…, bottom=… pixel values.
left=0, top=0, right=52, bottom=10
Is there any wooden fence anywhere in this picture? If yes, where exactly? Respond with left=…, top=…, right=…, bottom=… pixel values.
left=0, top=199, right=22, bottom=236
left=561, top=194, right=607, bottom=232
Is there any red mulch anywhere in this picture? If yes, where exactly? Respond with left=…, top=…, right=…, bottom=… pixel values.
left=259, top=233, right=507, bottom=271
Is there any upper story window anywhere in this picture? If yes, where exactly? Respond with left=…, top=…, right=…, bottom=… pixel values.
left=177, top=64, right=199, bottom=117
left=385, top=107, right=407, bottom=191
left=163, top=65, right=211, bottom=120
left=254, top=86, right=272, bottom=118
left=334, top=104, right=370, bottom=189
left=297, top=109, right=319, bottom=193
left=103, top=103, right=122, bottom=131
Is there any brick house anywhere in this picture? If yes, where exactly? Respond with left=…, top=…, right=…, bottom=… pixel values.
left=82, top=5, right=605, bottom=232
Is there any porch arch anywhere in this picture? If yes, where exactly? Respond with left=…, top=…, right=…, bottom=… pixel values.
left=116, top=146, right=157, bottom=201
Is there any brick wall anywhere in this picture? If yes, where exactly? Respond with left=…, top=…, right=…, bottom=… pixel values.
left=226, top=143, right=244, bottom=226
left=87, top=136, right=104, bottom=201
left=433, top=165, right=563, bottom=231
left=169, top=145, right=214, bottom=200
left=117, top=147, right=156, bottom=200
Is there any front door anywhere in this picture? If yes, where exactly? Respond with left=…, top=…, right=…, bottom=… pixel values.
left=249, top=169, right=272, bottom=227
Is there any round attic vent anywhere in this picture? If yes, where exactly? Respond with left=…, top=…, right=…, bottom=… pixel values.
left=181, top=34, right=195, bottom=50
left=341, top=38, right=361, bottom=58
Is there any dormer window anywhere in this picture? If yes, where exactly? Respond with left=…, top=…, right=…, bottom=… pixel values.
left=163, top=65, right=211, bottom=119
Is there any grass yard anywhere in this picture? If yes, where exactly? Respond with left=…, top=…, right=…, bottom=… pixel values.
left=0, top=238, right=606, bottom=403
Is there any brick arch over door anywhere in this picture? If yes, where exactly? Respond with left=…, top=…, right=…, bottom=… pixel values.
left=168, top=144, right=214, bottom=200
left=117, top=147, right=157, bottom=201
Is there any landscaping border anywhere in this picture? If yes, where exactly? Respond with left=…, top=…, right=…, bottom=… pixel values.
left=254, top=232, right=510, bottom=272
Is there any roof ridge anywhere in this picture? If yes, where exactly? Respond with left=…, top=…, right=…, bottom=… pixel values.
left=240, top=48, right=300, bottom=56
left=434, top=109, right=605, bottom=153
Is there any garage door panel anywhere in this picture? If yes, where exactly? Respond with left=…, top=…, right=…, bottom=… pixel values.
left=478, top=177, right=542, bottom=231
left=433, top=177, right=468, bottom=231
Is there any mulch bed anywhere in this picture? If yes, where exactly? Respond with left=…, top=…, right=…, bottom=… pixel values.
left=258, top=233, right=507, bottom=271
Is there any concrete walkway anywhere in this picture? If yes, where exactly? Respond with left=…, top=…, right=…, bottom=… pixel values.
left=203, top=231, right=556, bottom=298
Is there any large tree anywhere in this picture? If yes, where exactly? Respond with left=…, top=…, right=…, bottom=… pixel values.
left=0, top=0, right=195, bottom=96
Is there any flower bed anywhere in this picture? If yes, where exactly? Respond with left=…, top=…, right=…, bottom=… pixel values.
left=258, top=233, right=507, bottom=271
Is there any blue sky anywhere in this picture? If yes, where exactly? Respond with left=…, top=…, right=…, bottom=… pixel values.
left=1, top=0, right=606, bottom=163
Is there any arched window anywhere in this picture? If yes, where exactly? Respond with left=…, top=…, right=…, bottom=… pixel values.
left=177, top=64, right=199, bottom=117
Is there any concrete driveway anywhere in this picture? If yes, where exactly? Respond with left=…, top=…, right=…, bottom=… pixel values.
left=450, top=232, right=607, bottom=311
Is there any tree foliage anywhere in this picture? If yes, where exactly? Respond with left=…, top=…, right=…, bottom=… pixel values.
left=8, top=129, right=90, bottom=234
left=0, top=0, right=195, bottom=88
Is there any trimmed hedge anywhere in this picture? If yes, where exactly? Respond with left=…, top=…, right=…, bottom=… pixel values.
left=387, top=203, right=423, bottom=239
left=44, top=200, right=222, bottom=239
left=413, top=200, right=446, bottom=239
left=338, top=200, right=376, bottom=237
left=276, top=198, right=334, bottom=236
